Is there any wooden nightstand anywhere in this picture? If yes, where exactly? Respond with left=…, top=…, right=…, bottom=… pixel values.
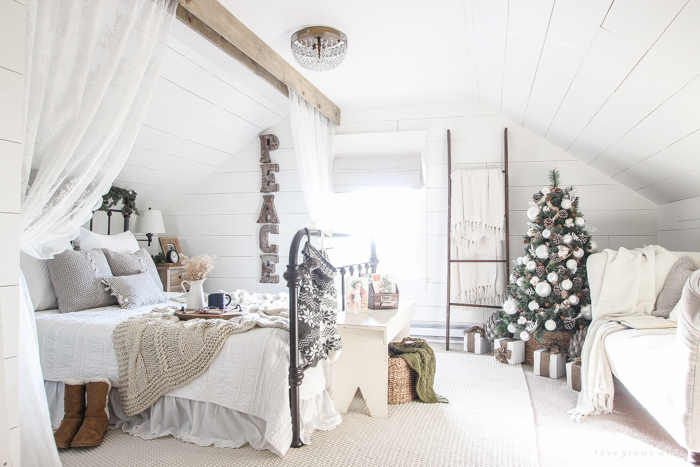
left=156, top=264, right=184, bottom=292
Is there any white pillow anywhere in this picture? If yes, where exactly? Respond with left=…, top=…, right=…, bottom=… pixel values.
left=73, top=227, right=139, bottom=254
left=669, top=300, right=682, bottom=323
left=20, top=251, right=58, bottom=311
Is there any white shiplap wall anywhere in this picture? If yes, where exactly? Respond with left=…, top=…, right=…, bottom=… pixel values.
left=0, top=0, right=24, bottom=464
left=163, top=100, right=657, bottom=336
left=658, top=196, right=700, bottom=252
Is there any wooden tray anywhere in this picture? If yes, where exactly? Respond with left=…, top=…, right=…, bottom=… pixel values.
left=174, top=311, right=245, bottom=321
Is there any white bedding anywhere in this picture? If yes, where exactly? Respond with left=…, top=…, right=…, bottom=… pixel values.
left=35, top=293, right=341, bottom=456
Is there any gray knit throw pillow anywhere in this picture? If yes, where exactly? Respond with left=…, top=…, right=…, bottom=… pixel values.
left=102, top=273, right=165, bottom=309
left=653, top=256, right=699, bottom=318
left=48, top=249, right=117, bottom=313
left=103, top=248, right=165, bottom=299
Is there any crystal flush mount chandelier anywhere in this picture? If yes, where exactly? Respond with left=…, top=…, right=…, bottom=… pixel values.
left=290, top=26, right=347, bottom=72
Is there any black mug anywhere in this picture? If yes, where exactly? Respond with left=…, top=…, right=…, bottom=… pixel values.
left=208, top=293, right=233, bottom=310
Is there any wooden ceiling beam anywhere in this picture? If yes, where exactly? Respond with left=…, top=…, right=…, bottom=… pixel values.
left=175, top=0, right=341, bottom=125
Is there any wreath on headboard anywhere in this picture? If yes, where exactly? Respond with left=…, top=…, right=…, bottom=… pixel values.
left=99, top=186, right=139, bottom=217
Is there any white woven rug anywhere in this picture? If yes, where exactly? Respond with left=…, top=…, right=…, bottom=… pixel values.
left=58, top=347, right=539, bottom=467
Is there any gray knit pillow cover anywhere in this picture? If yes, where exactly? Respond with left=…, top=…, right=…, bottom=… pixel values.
left=653, top=256, right=699, bottom=318
left=48, top=249, right=117, bottom=313
left=102, top=273, right=165, bottom=309
left=103, top=248, right=165, bottom=299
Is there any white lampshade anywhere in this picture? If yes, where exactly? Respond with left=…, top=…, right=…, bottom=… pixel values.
left=133, top=208, right=165, bottom=234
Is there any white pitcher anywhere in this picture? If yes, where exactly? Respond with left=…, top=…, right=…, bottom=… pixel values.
left=181, top=279, right=206, bottom=310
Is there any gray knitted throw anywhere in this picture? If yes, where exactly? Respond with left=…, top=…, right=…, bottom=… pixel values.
left=113, top=310, right=288, bottom=417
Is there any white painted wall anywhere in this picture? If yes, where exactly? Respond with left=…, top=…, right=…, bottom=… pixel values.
left=0, top=0, right=24, bottom=464
left=658, top=196, right=700, bottom=252
left=162, top=100, right=657, bottom=338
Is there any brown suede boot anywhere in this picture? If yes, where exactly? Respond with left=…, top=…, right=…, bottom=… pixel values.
left=71, top=378, right=111, bottom=448
left=54, top=380, right=86, bottom=449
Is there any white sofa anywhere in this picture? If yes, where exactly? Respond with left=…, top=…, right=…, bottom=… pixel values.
left=587, top=250, right=700, bottom=464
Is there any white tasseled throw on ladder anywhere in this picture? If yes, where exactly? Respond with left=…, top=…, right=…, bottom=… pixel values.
left=450, top=169, right=506, bottom=306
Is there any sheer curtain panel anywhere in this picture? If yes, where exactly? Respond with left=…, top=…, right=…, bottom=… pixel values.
left=20, top=0, right=175, bottom=464
left=289, top=89, right=336, bottom=229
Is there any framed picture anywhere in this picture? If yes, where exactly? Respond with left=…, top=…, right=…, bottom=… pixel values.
left=345, top=276, right=369, bottom=313
left=158, top=237, right=182, bottom=263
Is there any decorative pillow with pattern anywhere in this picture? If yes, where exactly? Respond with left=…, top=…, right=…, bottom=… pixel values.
left=73, top=227, right=139, bottom=254
left=653, top=255, right=699, bottom=318
left=102, top=273, right=165, bottom=309
left=103, top=248, right=165, bottom=299
left=47, top=249, right=117, bottom=313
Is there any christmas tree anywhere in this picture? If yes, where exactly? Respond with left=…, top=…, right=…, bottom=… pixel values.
left=495, top=169, right=597, bottom=342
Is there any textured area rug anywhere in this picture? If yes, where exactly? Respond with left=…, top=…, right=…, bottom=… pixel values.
left=58, top=346, right=539, bottom=467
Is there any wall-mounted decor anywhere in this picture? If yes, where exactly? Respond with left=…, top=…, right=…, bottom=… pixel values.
left=258, top=134, right=280, bottom=283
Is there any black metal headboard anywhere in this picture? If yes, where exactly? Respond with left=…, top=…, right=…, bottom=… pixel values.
left=89, top=209, right=131, bottom=234
left=283, top=229, right=378, bottom=449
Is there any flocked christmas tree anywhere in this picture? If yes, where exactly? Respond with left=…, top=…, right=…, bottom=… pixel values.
left=494, top=169, right=597, bottom=342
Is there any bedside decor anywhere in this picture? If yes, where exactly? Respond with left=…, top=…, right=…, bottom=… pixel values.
left=180, top=254, right=216, bottom=310
left=158, top=236, right=182, bottom=263
left=133, top=207, right=166, bottom=247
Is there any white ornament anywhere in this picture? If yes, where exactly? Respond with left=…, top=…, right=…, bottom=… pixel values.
left=527, top=206, right=541, bottom=221
left=569, top=294, right=580, bottom=306
left=562, top=279, right=573, bottom=291
left=503, top=299, right=518, bottom=315
left=543, top=206, right=550, bottom=213
left=518, top=316, right=527, bottom=325
left=535, top=282, right=552, bottom=297
left=541, top=187, right=551, bottom=195
left=566, top=259, right=578, bottom=271
left=545, top=319, right=557, bottom=331
left=581, top=304, right=592, bottom=320
left=526, top=261, right=537, bottom=271
left=562, top=300, right=571, bottom=308
left=530, top=276, right=540, bottom=285
left=528, top=301, right=540, bottom=311
left=575, top=217, right=585, bottom=227
left=507, top=323, right=518, bottom=334
left=565, top=218, right=574, bottom=227
left=520, top=331, right=531, bottom=341
left=542, top=229, right=551, bottom=239
left=547, top=272, right=558, bottom=283
left=516, top=277, right=525, bottom=287
left=573, top=248, right=585, bottom=259
left=522, top=255, right=531, bottom=265
left=557, top=245, right=570, bottom=258
left=586, top=240, right=599, bottom=254
left=527, top=229, right=536, bottom=237
left=510, top=274, right=516, bottom=284
left=560, top=199, right=572, bottom=210
left=517, top=256, right=523, bottom=265
left=536, top=245, right=549, bottom=259
left=563, top=234, right=573, bottom=245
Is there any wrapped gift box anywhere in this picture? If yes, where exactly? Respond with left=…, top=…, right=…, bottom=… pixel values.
left=493, top=338, right=525, bottom=365
left=567, top=360, right=582, bottom=391
left=463, top=327, right=492, bottom=354
left=533, top=348, right=567, bottom=379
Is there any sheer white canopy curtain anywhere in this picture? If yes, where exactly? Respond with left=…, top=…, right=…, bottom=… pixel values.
left=289, top=89, right=336, bottom=230
left=20, top=0, right=175, bottom=464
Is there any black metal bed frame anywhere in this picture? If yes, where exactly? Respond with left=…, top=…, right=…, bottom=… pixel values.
left=283, top=228, right=378, bottom=448
left=89, top=208, right=131, bottom=234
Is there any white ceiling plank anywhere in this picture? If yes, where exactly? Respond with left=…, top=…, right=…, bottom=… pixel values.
left=166, top=35, right=192, bottom=57
left=117, top=164, right=193, bottom=188
left=173, top=140, right=238, bottom=167
left=470, top=0, right=509, bottom=108
left=522, top=0, right=613, bottom=136
left=545, top=29, right=648, bottom=149
left=636, top=168, right=700, bottom=204
left=601, top=0, right=687, bottom=45
left=133, top=124, right=186, bottom=155
left=568, top=93, right=649, bottom=164
left=125, top=146, right=217, bottom=177
left=500, top=0, right=555, bottom=125
left=596, top=137, right=652, bottom=180
left=616, top=0, right=700, bottom=111
left=158, top=48, right=281, bottom=129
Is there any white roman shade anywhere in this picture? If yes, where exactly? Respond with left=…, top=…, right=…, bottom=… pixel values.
left=333, top=153, right=424, bottom=192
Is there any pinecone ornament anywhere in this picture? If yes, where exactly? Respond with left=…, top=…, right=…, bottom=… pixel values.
left=552, top=234, right=563, bottom=245
left=572, top=197, right=579, bottom=207
left=536, top=266, right=547, bottom=276
left=544, top=218, right=555, bottom=228
left=553, top=285, right=562, bottom=296
left=573, top=277, right=583, bottom=287
left=579, top=234, right=588, bottom=244
left=485, top=313, right=501, bottom=342
left=563, top=317, right=576, bottom=330
left=582, top=288, right=590, bottom=298
left=549, top=253, right=560, bottom=263
left=533, top=193, right=543, bottom=202
left=559, top=209, right=568, bottom=219
left=534, top=233, right=543, bottom=242
left=568, top=326, right=588, bottom=359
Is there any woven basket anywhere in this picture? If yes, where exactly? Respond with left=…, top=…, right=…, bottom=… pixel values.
left=388, top=337, right=423, bottom=405
left=524, top=331, right=572, bottom=366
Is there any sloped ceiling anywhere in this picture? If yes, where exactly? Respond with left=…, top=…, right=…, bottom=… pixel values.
left=466, top=0, right=700, bottom=205
left=114, top=19, right=289, bottom=211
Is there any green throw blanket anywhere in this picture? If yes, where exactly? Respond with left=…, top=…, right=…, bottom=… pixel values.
left=388, top=341, right=448, bottom=404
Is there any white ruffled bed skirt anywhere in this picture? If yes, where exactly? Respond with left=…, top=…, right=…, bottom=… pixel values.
left=45, top=381, right=341, bottom=456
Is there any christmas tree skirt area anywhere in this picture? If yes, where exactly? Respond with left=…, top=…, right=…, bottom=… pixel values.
left=58, top=345, right=539, bottom=467
left=524, top=365, right=687, bottom=467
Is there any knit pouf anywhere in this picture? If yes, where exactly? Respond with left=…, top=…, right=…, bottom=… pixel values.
left=524, top=331, right=571, bottom=366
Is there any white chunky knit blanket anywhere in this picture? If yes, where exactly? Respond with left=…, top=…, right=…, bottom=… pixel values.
left=113, top=304, right=289, bottom=417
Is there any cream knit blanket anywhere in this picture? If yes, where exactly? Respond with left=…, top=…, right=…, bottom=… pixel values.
left=113, top=307, right=288, bottom=417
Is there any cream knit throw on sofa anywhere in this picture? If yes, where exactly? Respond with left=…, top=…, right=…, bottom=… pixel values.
left=113, top=309, right=288, bottom=417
